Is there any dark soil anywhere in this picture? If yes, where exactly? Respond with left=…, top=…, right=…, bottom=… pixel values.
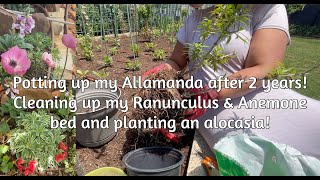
left=76, top=35, right=195, bottom=176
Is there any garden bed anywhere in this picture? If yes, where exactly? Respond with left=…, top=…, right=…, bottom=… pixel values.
left=75, top=34, right=195, bottom=176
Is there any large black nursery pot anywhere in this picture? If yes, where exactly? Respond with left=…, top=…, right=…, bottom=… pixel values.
left=76, top=81, right=120, bottom=148
left=122, top=147, right=185, bottom=176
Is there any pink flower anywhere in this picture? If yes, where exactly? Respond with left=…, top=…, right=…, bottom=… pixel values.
left=24, top=160, right=37, bottom=176
left=4, top=82, right=19, bottom=98
left=42, top=52, right=56, bottom=68
left=55, top=152, right=68, bottom=163
left=25, top=16, right=35, bottom=34
left=12, top=15, right=35, bottom=37
left=59, top=141, right=68, bottom=151
left=12, top=23, right=20, bottom=29
left=17, top=15, right=24, bottom=21
left=16, top=158, right=25, bottom=172
left=1, top=46, right=31, bottom=75
left=62, top=34, right=76, bottom=52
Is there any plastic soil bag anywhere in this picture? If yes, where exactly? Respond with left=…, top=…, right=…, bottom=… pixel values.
left=213, top=133, right=320, bottom=176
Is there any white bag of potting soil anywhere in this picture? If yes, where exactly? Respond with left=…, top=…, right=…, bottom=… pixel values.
left=213, top=133, right=320, bottom=176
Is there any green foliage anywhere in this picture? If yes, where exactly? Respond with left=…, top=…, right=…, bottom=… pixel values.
left=140, top=26, right=153, bottom=42
left=144, top=42, right=157, bottom=52
left=76, top=70, right=89, bottom=79
left=63, top=143, right=76, bottom=176
left=25, top=50, right=48, bottom=78
left=168, top=36, right=176, bottom=45
left=93, top=70, right=109, bottom=79
left=181, top=7, right=189, bottom=19
left=152, top=29, right=161, bottom=39
left=51, top=47, right=61, bottom=62
left=137, top=4, right=153, bottom=28
left=23, top=32, right=57, bottom=78
left=0, top=98, right=25, bottom=120
left=130, top=44, right=140, bottom=57
left=77, top=34, right=94, bottom=60
left=8, top=111, right=65, bottom=171
left=285, top=4, right=306, bottom=15
left=0, top=34, right=34, bottom=53
left=181, top=4, right=250, bottom=76
left=103, top=55, right=113, bottom=66
left=109, top=47, right=119, bottom=55
left=112, top=38, right=120, bottom=47
left=0, top=144, right=13, bottom=174
left=125, top=60, right=141, bottom=71
left=266, top=63, right=297, bottom=79
left=96, top=45, right=102, bottom=52
left=0, top=122, right=10, bottom=136
left=24, top=32, right=52, bottom=51
left=55, top=91, right=75, bottom=121
left=153, top=49, right=166, bottom=61
left=203, top=45, right=235, bottom=71
left=4, top=4, right=34, bottom=14
left=289, top=24, right=320, bottom=37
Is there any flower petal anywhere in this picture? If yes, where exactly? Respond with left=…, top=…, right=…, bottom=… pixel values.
left=59, top=142, right=68, bottom=151
left=17, top=15, right=24, bottom=21
left=62, top=34, right=76, bottom=52
left=1, top=46, right=31, bottom=75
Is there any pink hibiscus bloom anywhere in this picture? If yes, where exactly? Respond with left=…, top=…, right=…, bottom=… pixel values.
left=0, top=46, right=31, bottom=76
left=62, top=34, right=76, bottom=52
left=42, top=52, right=56, bottom=68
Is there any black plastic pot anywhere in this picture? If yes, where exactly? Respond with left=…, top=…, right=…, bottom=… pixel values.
left=122, top=147, right=185, bottom=176
left=76, top=82, right=120, bottom=148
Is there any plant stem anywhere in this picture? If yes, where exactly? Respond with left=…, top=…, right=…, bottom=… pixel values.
left=60, top=47, right=69, bottom=80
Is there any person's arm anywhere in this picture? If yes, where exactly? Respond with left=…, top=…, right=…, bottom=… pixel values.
left=164, top=41, right=189, bottom=71
left=218, top=28, right=289, bottom=99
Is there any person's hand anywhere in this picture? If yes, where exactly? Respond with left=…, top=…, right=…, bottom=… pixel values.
left=142, top=64, right=168, bottom=80
left=184, top=85, right=219, bottom=120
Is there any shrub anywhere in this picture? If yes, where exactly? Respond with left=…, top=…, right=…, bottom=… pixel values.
left=289, top=24, right=320, bottom=37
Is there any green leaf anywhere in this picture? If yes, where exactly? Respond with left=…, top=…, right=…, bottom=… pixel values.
left=2, top=155, right=10, bottom=163
left=0, top=145, right=9, bottom=155
left=0, top=122, right=10, bottom=135
left=1, top=165, right=9, bottom=174
left=7, top=162, right=13, bottom=170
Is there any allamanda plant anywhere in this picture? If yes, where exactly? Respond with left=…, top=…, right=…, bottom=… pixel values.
left=178, top=4, right=250, bottom=78
left=176, top=4, right=315, bottom=96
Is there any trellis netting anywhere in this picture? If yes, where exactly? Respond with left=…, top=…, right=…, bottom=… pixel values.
left=76, top=4, right=192, bottom=37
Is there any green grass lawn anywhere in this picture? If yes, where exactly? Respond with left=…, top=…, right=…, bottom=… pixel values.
left=284, top=37, right=320, bottom=100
